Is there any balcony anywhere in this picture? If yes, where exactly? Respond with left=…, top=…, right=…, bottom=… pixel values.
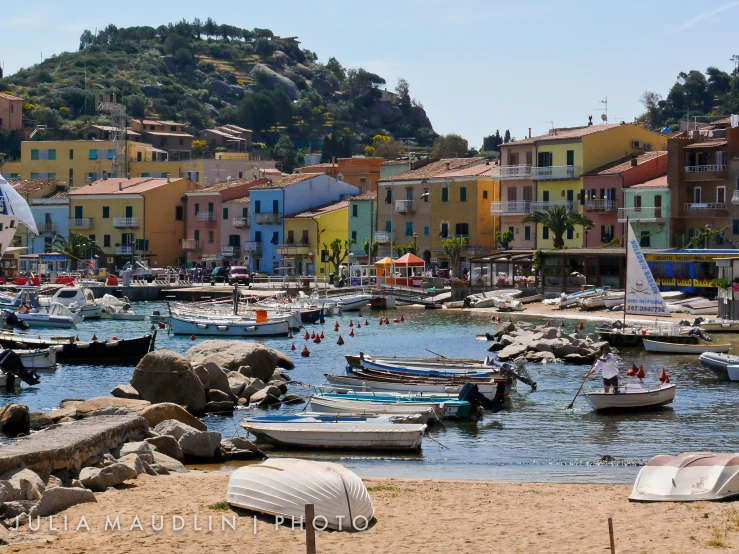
left=530, top=165, right=581, bottom=180
left=181, top=239, right=200, bottom=250
left=254, top=212, right=282, bottom=225
left=196, top=211, right=216, bottom=223
left=113, top=217, right=140, bottom=228
left=232, top=217, right=250, bottom=229
left=529, top=201, right=575, bottom=213
left=277, top=242, right=311, bottom=256
left=490, top=201, right=530, bottom=215
left=374, top=232, right=390, bottom=243
left=243, top=241, right=263, bottom=256
left=683, top=164, right=727, bottom=182
left=116, top=245, right=133, bottom=255
left=732, top=190, right=739, bottom=205
left=495, top=165, right=532, bottom=179
left=69, top=218, right=94, bottom=229
left=395, top=200, right=415, bottom=213
left=617, top=207, right=665, bottom=222
left=38, top=222, right=55, bottom=234
left=684, top=164, right=726, bottom=173
left=684, top=202, right=727, bottom=211
left=584, top=199, right=618, bottom=212
left=221, top=245, right=241, bottom=257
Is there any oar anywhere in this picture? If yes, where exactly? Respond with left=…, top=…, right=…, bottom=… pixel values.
left=425, top=348, right=447, bottom=359
left=566, top=364, right=595, bottom=410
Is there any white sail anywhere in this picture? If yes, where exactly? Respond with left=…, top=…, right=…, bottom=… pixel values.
left=625, top=223, right=669, bottom=316
left=0, top=175, right=39, bottom=234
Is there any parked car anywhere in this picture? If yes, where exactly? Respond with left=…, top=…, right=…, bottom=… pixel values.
left=228, top=266, right=251, bottom=285
left=211, top=266, right=228, bottom=283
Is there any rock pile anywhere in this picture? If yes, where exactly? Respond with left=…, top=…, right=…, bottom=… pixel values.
left=487, top=321, right=615, bottom=365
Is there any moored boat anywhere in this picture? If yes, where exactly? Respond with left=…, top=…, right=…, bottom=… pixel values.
left=325, top=373, right=508, bottom=399
left=584, top=382, right=676, bottom=412
left=170, top=313, right=289, bottom=336
left=699, top=352, right=739, bottom=380
left=597, top=328, right=700, bottom=347
left=698, top=319, right=739, bottom=333
left=309, top=392, right=472, bottom=420
left=643, top=339, right=730, bottom=354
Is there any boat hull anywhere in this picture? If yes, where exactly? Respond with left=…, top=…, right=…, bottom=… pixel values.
left=643, top=339, right=730, bottom=354
left=309, top=394, right=471, bottom=420
left=584, top=383, right=676, bottom=412
left=337, top=295, right=372, bottom=311
left=17, top=313, right=77, bottom=329
left=299, top=308, right=322, bottom=323
left=0, top=332, right=155, bottom=364
left=170, top=316, right=289, bottom=336
left=699, top=352, right=739, bottom=379
left=15, top=348, right=57, bottom=369
left=699, top=321, right=739, bottom=333
left=325, top=373, right=505, bottom=399
left=597, top=330, right=699, bottom=347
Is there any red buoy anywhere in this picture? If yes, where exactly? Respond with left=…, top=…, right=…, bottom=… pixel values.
left=400, top=314, right=405, bottom=322
left=393, top=318, right=400, bottom=323
left=384, top=317, right=390, bottom=325
left=365, top=319, right=369, bottom=325
left=349, top=329, right=355, bottom=337
left=91, top=333, right=98, bottom=341
left=631, top=363, right=639, bottom=373
left=111, top=336, right=118, bottom=341
left=320, top=331, right=325, bottom=339
left=349, top=320, right=354, bottom=327
left=313, top=336, right=321, bottom=344
left=626, top=368, right=636, bottom=376
left=190, top=334, right=196, bottom=341
left=491, top=315, right=496, bottom=321
left=358, top=312, right=363, bottom=317
left=659, top=368, right=668, bottom=383
left=290, top=342, right=296, bottom=351
left=578, top=322, right=584, bottom=331
left=379, top=318, right=384, bottom=326
left=337, top=335, right=344, bottom=345
left=301, top=345, right=310, bottom=357
left=304, top=331, right=310, bottom=340
left=311, top=331, right=316, bottom=339
left=664, top=375, right=670, bottom=384
left=546, top=321, right=551, bottom=327
left=637, top=365, right=645, bottom=379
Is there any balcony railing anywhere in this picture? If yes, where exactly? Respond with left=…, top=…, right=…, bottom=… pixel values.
left=495, top=165, right=532, bottom=179
left=232, top=217, right=250, bottom=229
left=254, top=212, right=282, bottom=225
left=69, top=218, right=94, bottom=229
left=529, top=201, right=575, bottom=212
left=374, top=232, right=390, bottom=243
left=530, top=165, right=580, bottom=180
left=113, top=217, right=139, bottom=228
left=684, top=164, right=726, bottom=173
left=243, top=241, right=263, bottom=255
left=38, top=222, right=55, bottom=234
left=490, top=201, right=530, bottom=215
left=196, top=211, right=216, bottom=222
left=684, top=202, right=727, bottom=210
left=181, top=239, right=200, bottom=250
left=277, top=242, right=311, bottom=256
left=395, top=200, right=415, bottom=213
left=584, top=199, right=618, bottom=212
left=618, top=207, right=665, bottom=222
left=221, top=245, right=241, bottom=257
left=116, top=245, right=133, bottom=255
left=732, top=190, right=739, bottom=205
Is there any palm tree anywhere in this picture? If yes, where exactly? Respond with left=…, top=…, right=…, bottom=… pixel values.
left=522, top=205, right=594, bottom=248
left=52, top=233, right=103, bottom=263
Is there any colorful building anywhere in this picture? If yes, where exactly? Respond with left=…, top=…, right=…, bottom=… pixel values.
left=620, top=176, right=671, bottom=249
left=247, top=173, right=359, bottom=275
left=30, top=190, right=70, bottom=254
left=67, top=176, right=193, bottom=268
left=348, top=191, right=377, bottom=263
left=130, top=119, right=193, bottom=161
left=0, top=93, right=23, bottom=132
left=7, top=179, right=69, bottom=251
left=298, top=158, right=383, bottom=195
left=221, top=196, right=250, bottom=267
left=583, top=150, right=667, bottom=247
left=492, top=143, right=537, bottom=249
left=1, top=140, right=115, bottom=184
left=282, top=200, right=349, bottom=276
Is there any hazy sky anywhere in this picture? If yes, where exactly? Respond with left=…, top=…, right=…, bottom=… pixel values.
left=3, top=0, right=738, bottom=145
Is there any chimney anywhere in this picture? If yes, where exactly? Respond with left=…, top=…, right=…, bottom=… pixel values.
left=102, top=170, right=108, bottom=180
left=87, top=176, right=93, bottom=186
left=630, top=155, right=638, bottom=167
left=528, top=128, right=532, bottom=138
left=118, top=182, right=123, bottom=191
left=166, top=173, right=171, bottom=183
left=446, top=161, right=451, bottom=170
left=692, top=130, right=700, bottom=140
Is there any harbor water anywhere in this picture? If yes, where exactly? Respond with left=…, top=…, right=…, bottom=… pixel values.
left=3, top=302, right=738, bottom=484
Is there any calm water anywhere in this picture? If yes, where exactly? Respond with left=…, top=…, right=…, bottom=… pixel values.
left=3, top=303, right=739, bottom=484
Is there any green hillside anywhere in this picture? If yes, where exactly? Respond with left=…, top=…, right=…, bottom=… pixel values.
left=0, top=19, right=436, bottom=161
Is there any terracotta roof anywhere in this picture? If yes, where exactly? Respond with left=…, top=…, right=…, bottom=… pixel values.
left=584, top=151, right=667, bottom=176
left=301, top=163, right=334, bottom=169
left=68, top=177, right=188, bottom=195
left=47, top=190, right=70, bottom=199
left=187, top=179, right=256, bottom=194
left=9, top=179, right=67, bottom=196
left=262, top=168, right=284, bottom=175
left=501, top=123, right=627, bottom=146
left=378, top=158, right=485, bottom=183
left=289, top=200, right=349, bottom=218
left=380, top=160, right=411, bottom=166
left=201, top=128, right=245, bottom=140
left=144, top=131, right=193, bottom=138
left=629, top=175, right=668, bottom=189
left=221, top=124, right=252, bottom=134
left=684, top=140, right=727, bottom=148
left=435, top=164, right=493, bottom=178
left=352, top=191, right=377, bottom=200
left=250, top=173, right=323, bottom=190
left=0, top=93, right=22, bottom=101
left=710, top=116, right=732, bottom=125
left=227, top=196, right=251, bottom=204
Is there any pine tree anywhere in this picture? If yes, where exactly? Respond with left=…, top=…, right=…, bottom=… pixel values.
left=503, top=129, right=511, bottom=143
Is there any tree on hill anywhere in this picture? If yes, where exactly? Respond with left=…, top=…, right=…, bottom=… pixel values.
left=320, top=131, right=352, bottom=163
left=503, top=129, right=511, bottom=143
left=432, top=134, right=468, bottom=158
left=371, top=134, right=404, bottom=159
left=271, top=134, right=304, bottom=174
left=326, top=57, right=346, bottom=82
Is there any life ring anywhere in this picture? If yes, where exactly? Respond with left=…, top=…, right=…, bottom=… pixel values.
left=17, top=305, right=30, bottom=314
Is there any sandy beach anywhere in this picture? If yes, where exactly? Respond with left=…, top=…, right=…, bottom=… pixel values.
left=2, top=471, right=738, bottom=553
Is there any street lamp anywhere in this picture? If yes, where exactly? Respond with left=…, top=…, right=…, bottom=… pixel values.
left=412, top=232, right=418, bottom=252
left=584, top=226, right=591, bottom=248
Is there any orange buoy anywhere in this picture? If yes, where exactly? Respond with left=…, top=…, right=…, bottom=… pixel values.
left=157, top=321, right=166, bottom=329
left=637, top=365, right=645, bottom=379
left=91, top=333, right=97, bottom=341
left=384, top=317, right=390, bottom=324
left=301, top=345, right=310, bottom=357
left=349, top=329, right=355, bottom=337
left=379, top=319, right=384, bottom=326
left=626, top=368, right=636, bottom=376
left=659, top=368, right=668, bottom=382
left=337, top=335, right=344, bottom=345
left=400, top=314, right=405, bottom=322
left=546, top=321, right=551, bottom=327
left=365, top=319, right=369, bottom=325
left=578, top=322, right=584, bottom=331
left=111, top=336, right=118, bottom=341
left=311, top=331, right=316, bottom=339
left=190, top=334, right=196, bottom=341
left=358, top=312, right=363, bottom=317
left=320, top=331, right=325, bottom=339
left=290, top=342, right=296, bottom=351
left=313, top=336, right=321, bottom=344
left=349, top=320, right=354, bottom=327
left=357, top=323, right=362, bottom=328
left=393, top=318, right=400, bottom=323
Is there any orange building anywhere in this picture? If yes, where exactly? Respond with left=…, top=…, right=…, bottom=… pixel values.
left=298, top=158, right=383, bottom=194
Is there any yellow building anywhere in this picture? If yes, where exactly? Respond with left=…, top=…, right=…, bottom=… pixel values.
left=67, top=176, right=193, bottom=268
left=428, top=164, right=497, bottom=268
left=507, top=123, right=669, bottom=248
left=281, top=201, right=349, bottom=276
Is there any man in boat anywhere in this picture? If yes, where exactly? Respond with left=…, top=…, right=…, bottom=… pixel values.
left=588, top=344, right=619, bottom=394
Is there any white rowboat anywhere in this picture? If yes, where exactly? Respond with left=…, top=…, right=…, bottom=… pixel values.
left=584, top=383, right=676, bottom=412
left=170, top=314, right=289, bottom=336
left=325, top=373, right=500, bottom=399
left=643, top=339, right=730, bottom=354
left=309, top=396, right=440, bottom=420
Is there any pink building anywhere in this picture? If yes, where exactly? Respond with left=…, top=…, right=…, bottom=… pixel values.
left=0, top=93, right=23, bottom=132
left=221, top=196, right=250, bottom=266
left=581, top=151, right=667, bottom=246
left=183, top=178, right=265, bottom=268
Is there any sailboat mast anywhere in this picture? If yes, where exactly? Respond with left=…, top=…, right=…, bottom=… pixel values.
left=623, top=217, right=628, bottom=329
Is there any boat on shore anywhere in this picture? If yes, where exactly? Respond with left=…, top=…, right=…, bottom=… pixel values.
left=242, top=416, right=426, bottom=451
left=697, top=319, right=739, bottom=333
left=584, top=382, right=676, bottom=412
left=643, top=339, right=730, bottom=354
left=464, top=289, right=521, bottom=309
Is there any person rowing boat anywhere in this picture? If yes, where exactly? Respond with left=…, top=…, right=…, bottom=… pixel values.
left=588, top=344, right=619, bottom=394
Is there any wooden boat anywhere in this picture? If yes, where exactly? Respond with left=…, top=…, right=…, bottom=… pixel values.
left=698, top=352, right=739, bottom=380
left=698, top=319, right=739, bottom=333
left=345, top=354, right=487, bottom=370
left=356, top=354, right=495, bottom=378
left=597, top=328, right=700, bottom=347
left=242, top=416, right=426, bottom=451
left=630, top=452, right=739, bottom=502
left=297, top=412, right=431, bottom=424
left=227, top=458, right=374, bottom=531
left=170, top=314, right=289, bottom=336
left=584, top=382, right=676, bottom=412
left=325, top=373, right=507, bottom=399
left=309, top=392, right=472, bottom=420
left=0, top=331, right=156, bottom=364
left=12, top=347, right=58, bottom=369
left=643, top=339, right=730, bottom=354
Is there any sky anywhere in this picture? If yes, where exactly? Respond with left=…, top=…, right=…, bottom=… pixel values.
left=2, top=0, right=739, bottom=146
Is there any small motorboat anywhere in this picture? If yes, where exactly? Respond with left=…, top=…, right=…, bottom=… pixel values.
left=580, top=290, right=625, bottom=311
left=492, top=294, right=523, bottom=312
left=9, top=347, right=58, bottom=369
left=584, top=382, right=676, bottom=412
left=169, top=313, right=290, bottom=336
left=242, top=416, right=426, bottom=451
left=97, top=294, right=145, bottom=321
left=699, top=352, right=739, bottom=380
left=643, top=339, right=730, bottom=354
left=17, top=302, right=82, bottom=329
left=227, top=458, right=374, bottom=531
left=324, top=373, right=508, bottom=399
left=45, top=287, right=101, bottom=319
left=545, top=285, right=608, bottom=310
left=698, top=319, right=739, bottom=333
left=465, top=289, right=521, bottom=309
left=629, top=452, right=739, bottom=502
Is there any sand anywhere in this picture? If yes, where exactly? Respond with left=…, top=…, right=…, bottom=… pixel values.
left=2, top=472, right=738, bottom=553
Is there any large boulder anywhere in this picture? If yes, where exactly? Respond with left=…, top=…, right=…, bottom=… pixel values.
left=152, top=451, right=187, bottom=473
left=46, top=406, right=78, bottom=422
left=178, top=431, right=222, bottom=459
left=310, top=74, right=334, bottom=96
left=0, top=404, right=30, bottom=436
left=249, top=386, right=282, bottom=407
left=74, top=397, right=151, bottom=418
left=78, top=463, right=137, bottom=492
left=192, top=364, right=210, bottom=390
left=204, top=363, right=231, bottom=396
left=250, top=64, right=299, bottom=100
left=526, top=351, right=557, bottom=363
left=153, top=419, right=200, bottom=441
left=117, top=453, right=145, bottom=476
left=495, top=344, right=528, bottom=361
left=119, top=441, right=154, bottom=464
left=29, top=412, right=54, bottom=431
left=111, top=384, right=140, bottom=400
left=204, top=401, right=234, bottom=413
left=3, top=469, right=45, bottom=501
left=240, top=378, right=265, bottom=401
left=207, top=389, right=231, bottom=403
left=267, top=380, right=288, bottom=395
left=137, top=403, right=207, bottom=432
left=3, top=500, right=37, bottom=519
left=221, top=437, right=265, bottom=460
left=145, top=435, right=184, bottom=461
left=32, top=487, right=96, bottom=517
left=228, top=378, right=246, bottom=398
left=205, top=77, right=246, bottom=100
left=186, top=341, right=294, bottom=383
left=130, top=350, right=206, bottom=414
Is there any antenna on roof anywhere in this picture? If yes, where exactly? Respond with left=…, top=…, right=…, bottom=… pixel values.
left=594, top=96, right=608, bottom=123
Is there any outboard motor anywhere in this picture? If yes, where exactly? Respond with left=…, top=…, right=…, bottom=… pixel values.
left=458, top=382, right=503, bottom=413
left=0, top=350, right=40, bottom=386
left=3, top=310, right=29, bottom=331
